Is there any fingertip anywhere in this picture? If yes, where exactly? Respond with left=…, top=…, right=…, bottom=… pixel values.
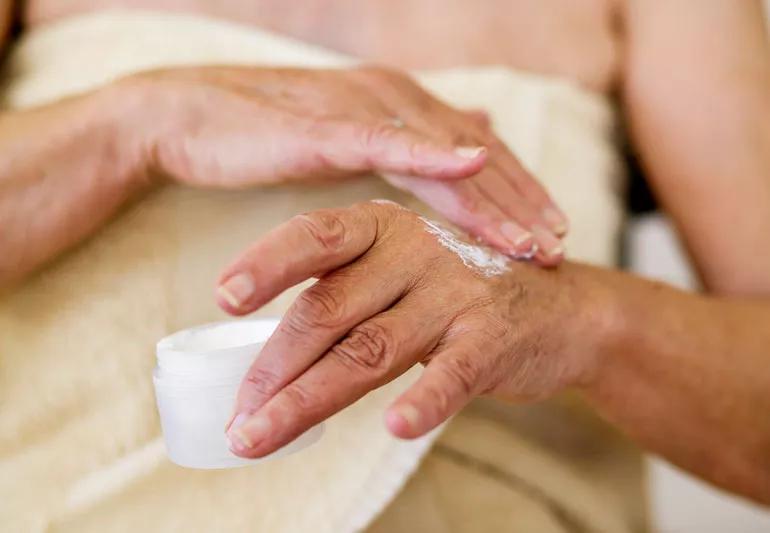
left=215, top=272, right=255, bottom=312
left=215, top=285, right=255, bottom=316
left=215, top=286, right=242, bottom=315
left=500, top=222, right=536, bottom=257
left=385, top=404, right=424, bottom=439
left=464, top=109, right=492, bottom=129
left=542, top=207, right=569, bottom=237
left=532, top=245, right=566, bottom=268
left=530, top=224, right=565, bottom=267
left=226, top=411, right=274, bottom=459
left=384, top=410, right=411, bottom=438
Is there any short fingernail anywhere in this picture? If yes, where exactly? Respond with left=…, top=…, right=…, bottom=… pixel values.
left=546, top=244, right=565, bottom=258
left=226, top=413, right=254, bottom=453
left=454, top=146, right=487, bottom=160
left=532, top=224, right=565, bottom=259
left=217, top=273, right=256, bottom=309
left=227, top=412, right=271, bottom=453
left=394, top=404, right=421, bottom=430
left=500, top=222, right=533, bottom=252
left=542, top=207, right=569, bottom=236
left=518, top=242, right=539, bottom=260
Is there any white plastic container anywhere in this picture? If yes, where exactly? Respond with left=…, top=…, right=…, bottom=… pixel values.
left=154, top=319, right=323, bottom=469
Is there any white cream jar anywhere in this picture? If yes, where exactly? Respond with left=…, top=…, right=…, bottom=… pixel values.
left=154, top=319, right=323, bottom=469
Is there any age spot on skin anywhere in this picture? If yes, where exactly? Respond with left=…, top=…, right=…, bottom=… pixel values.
left=420, top=217, right=510, bottom=277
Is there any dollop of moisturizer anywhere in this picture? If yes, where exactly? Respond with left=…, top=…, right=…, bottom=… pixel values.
left=420, top=217, right=510, bottom=277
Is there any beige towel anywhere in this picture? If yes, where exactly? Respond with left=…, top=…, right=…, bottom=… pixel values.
left=0, top=10, right=639, bottom=532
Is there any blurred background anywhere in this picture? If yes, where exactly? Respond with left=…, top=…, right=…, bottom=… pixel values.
left=628, top=4, right=770, bottom=531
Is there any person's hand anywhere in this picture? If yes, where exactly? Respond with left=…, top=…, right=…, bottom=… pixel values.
left=119, top=66, right=567, bottom=263
left=216, top=201, right=608, bottom=458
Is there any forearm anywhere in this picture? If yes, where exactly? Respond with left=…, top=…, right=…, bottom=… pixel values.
left=580, top=264, right=770, bottom=503
left=0, top=87, right=150, bottom=287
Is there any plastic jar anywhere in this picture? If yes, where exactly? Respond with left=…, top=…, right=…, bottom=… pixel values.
left=154, top=319, right=324, bottom=469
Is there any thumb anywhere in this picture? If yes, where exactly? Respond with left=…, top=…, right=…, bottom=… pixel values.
left=385, top=346, right=482, bottom=439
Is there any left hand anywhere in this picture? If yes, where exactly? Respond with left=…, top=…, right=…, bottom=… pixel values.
left=217, top=201, right=607, bottom=458
left=124, top=65, right=568, bottom=264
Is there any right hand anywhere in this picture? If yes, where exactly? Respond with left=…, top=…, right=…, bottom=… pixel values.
left=118, top=66, right=567, bottom=261
left=214, top=201, right=600, bottom=457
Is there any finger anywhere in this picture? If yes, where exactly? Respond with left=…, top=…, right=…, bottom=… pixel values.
left=227, top=300, right=450, bottom=458
left=381, top=113, right=553, bottom=261
left=216, top=203, right=382, bottom=315
left=230, top=253, right=412, bottom=420
left=463, top=109, right=492, bottom=130
left=490, top=141, right=569, bottom=236
left=310, top=120, right=488, bottom=181
left=385, top=344, right=487, bottom=439
left=471, top=169, right=564, bottom=263
left=530, top=224, right=566, bottom=267
left=384, top=173, right=536, bottom=258
left=442, top=105, right=569, bottom=238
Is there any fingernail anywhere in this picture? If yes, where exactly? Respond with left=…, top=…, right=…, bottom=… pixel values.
left=546, top=244, right=565, bottom=258
left=542, top=207, right=569, bottom=236
left=232, top=413, right=273, bottom=453
left=518, top=242, right=539, bottom=260
left=217, top=273, right=256, bottom=309
left=226, top=413, right=254, bottom=453
left=532, top=224, right=565, bottom=259
left=454, top=146, right=486, bottom=160
left=500, top=222, right=533, bottom=252
left=394, top=404, right=421, bottom=430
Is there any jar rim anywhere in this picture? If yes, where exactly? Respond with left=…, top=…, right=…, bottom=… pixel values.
left=155, top=318, right=280, bottom=378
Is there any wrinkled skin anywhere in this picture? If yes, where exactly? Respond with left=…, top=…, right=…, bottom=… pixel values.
left=217, top=201, right=602, bottom=457
left=129, top=66, right=567, bottom=262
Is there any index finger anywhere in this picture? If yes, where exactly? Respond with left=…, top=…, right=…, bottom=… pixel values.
left=215, top=202, right=385, bottom=315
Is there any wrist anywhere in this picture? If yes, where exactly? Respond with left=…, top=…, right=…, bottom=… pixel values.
left=96, top=75, right=179, bottom=189
left=564, top=263, right=628, bottom=392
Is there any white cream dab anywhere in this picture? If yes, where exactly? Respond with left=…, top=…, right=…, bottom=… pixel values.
left=420, top=217, right=510, bottom=277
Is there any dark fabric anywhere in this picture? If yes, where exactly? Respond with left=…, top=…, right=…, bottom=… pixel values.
left=625, top=149, right=658, bottom=215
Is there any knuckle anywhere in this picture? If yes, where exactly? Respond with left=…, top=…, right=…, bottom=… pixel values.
left=244, top=366, right=282, bottom=398
left=331, top=322, right=396, bottom=376
left=475, top=308, right=512, bottom=342
left=293, top=211, right=346, bottom=253
left=363, top=198, right=405, bottom=221
left=360, top=122, right=398, bottom=151
left=278, top=313, right=311, bottom=342
left=301, top=282, right=348, bottom=327
left=284, top=283, right=348, bottom=335
left=439, top=356, right=481, bottom=397
left=420, top=379, right=453, bottom=417
left=281, top=382, right=319, bottom=413
left=461, top=288, right=500, bottom=315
